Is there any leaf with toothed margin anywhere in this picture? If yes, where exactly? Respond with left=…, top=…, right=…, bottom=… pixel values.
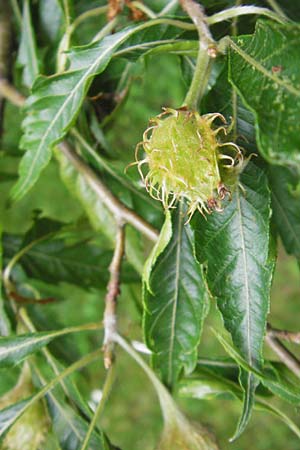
left=11, top=28, right=137, bottom=202
left=11, top=22, right=196, bottom=202
left=229, top=20, right=300, bottom=168
left=143, top=201, right=209, bottom=388
left=193, top=161, right=276, bottom=439
left=268, top=165, right=300, bottom=260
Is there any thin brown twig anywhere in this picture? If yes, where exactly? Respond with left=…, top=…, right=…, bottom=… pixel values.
left=103, top=224, right=125, bottom=369
left=265, top=334, right=300, bottom=378
left=0, top=78, right=25, bottom=107
left=179, top=0, right=216, bottom=54
left=180, top=0, right=216, bottom=110
left=0, top=81, right=158, bottom=242
left=59, top=141, right=158, bottom=242
left=267, top=324, right=300, bottom=345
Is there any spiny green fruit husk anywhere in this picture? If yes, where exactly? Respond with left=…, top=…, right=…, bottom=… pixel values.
left=136, top=107, right=242, bottom=219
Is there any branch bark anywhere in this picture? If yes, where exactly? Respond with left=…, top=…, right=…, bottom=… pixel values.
left=267, top=324, right=300, bottom=345
left=265, top=333, right=300, bottom=378
left=103, top=224, right=126, bottom=368
left=59, top=141, right=158, bottom=242
left=0, top=81, right=158, bottom=242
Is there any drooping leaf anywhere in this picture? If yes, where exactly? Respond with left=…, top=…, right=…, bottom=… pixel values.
left=268, top=165, right=300, bottom=259
left=12, top=26, right=139, bottom=201
left=214, top=331, right=300, bottom=405
left=179, top=362, right=300, bottom=439
left=229, top=20, right=300, bottom=167
left=0, top=397, right=33, bottom=441
left=17, top=0, right=41, bottom=88
left=0, top=364, right=49, bottom=450
left=144, top=202, right=209, bottom=387
left=0, top=348, right=103, bottom=440
left=0, top=324, right=99, bottom=368
left=193, top=162, right=275, bottom=438
left=143, top=210, right=172, bottom=292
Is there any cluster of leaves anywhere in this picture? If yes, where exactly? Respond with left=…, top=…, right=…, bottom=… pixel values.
left=0, top=0, right=300, bottom=449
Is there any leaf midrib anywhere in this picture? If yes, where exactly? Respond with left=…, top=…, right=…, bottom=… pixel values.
left=230, top=39, right=300, bottom=97
left=17, top=32, right=131, bottom=196
left=236, top=191, right=252, bottom=366
left=0, top=334, right=52, bottom=359
left=167, top=205, right=183, bottom=385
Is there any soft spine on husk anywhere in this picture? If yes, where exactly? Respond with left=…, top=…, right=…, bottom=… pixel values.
left=135, top=107, right=243, bottom=219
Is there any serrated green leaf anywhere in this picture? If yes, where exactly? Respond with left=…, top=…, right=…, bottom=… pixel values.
left=17, top=0, right=41, bottom=88
left=12, top=27, right=138, bottom=201
left=21, top=215, right=63, bottom=247
left=193, top=162, right=274, bottom=438
left=268, top=165, right=300, bottom=259
left=144, top=202, right=208, bottom=387
left=4, top=234, right=138, bottom=288
left=179, top=363, right=300, bottom=439
left=229, top=20, right=300, bottom=167
left=214, top=331, right=300, bottom=405
left=0, top=324, right=99, bottom=368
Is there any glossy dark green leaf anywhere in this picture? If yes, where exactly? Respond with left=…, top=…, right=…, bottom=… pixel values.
left=268, top=165, right=300, bottom=259
left=0, top=332, right=62, bottom=368
left=229, top=20, right=300, bottom=167
left=21, top=215, right=63, bottom=247
left=144, top=202, right=208, bottom=387
left=4, top=234, right=138, bottom=288
left=215, top=331, right=300, bottom=405
left=12, top=26, right=138, bottom=201
left=17, top=0, right=41, bottom=88
left=73, top=129, right=163, bottom=230
left=179, top=361, right=300, bottom=439
left=193, top=162, right=274, bottom=438
left=0, top=325, right=98, bottom=368
left=0, top=349, right=110, bottom=446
